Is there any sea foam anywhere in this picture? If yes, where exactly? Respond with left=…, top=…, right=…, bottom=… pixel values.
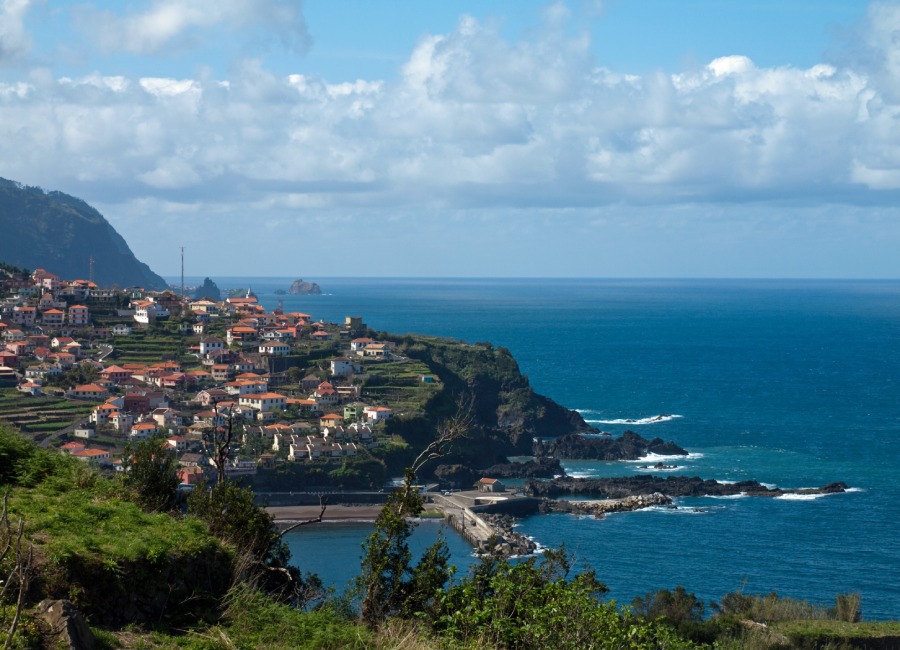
left=593, top=414, right=683, bottom=425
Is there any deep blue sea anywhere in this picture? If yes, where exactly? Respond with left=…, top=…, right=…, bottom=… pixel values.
left=181, top=277, right=900, bottom=619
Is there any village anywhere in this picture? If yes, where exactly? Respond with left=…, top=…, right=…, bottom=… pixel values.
left=0, top=266, right=450, bottom=487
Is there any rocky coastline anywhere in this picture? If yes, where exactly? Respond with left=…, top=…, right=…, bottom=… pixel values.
left=534, top=430, right=688, bottom=460
left=525, top=475, right=849, bottom=499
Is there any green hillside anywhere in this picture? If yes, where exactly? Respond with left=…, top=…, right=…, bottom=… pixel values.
left=0, top=178, right=167, bottom=289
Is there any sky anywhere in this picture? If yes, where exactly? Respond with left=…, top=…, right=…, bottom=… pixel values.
left=1, top=0, right=899, bottom=279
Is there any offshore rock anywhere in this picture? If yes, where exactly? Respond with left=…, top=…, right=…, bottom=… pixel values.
left=535, top=430, right=688, bottom=460
left=525, top=475, right=849, bottom=499
left=289, top=279, right=322, bottom=295
left=192, top=277, right=222, bottom=301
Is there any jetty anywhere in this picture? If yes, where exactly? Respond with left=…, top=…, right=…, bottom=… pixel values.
left=426, top=490, right=541, bottom=556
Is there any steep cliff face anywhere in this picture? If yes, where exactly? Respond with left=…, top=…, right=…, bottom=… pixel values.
left=387, top=334, right=595, bottom=467
left=0, top=178, right=167, bottom=289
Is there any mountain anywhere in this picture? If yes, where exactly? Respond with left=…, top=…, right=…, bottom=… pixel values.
left=0, top=178, right=168, bottom=290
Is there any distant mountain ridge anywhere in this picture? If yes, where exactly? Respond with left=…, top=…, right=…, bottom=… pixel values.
left=0, top=178, right=167, bottom=290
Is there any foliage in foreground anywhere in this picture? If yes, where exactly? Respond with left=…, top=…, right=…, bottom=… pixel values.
left=429, top=550, right=693, bottom=650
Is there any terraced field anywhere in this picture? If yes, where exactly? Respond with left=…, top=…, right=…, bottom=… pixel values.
left=0, top=388, right=96, bottom=435
left=108, top=330, right=193, bottom=365
left=360, top=358, right=440, bottom=415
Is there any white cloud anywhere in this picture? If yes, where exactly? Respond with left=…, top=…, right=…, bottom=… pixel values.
left=76, top=0, right=310, bottom=55
left=0, top=0, right=33, bottom=63
left=1, top=2, right=900, bottom=277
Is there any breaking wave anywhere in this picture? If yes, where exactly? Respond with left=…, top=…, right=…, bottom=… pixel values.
left=592, top=414, right=683, bottom=425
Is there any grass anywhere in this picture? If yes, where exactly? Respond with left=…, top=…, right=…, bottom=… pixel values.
left=9, top=477, right=220, bottom=566
left=774, top=619, right=900, bottom=640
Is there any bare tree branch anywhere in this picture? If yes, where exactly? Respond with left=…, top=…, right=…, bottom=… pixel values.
left=277, top=495, right=328, bottom=538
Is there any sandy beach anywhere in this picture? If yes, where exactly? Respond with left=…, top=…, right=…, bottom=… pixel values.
left=267, top=504, right=383, bottom=522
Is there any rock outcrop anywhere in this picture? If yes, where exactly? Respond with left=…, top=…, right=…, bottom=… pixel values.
left=192, top=277, right=222, bottom=301
left=525, top=475, right=849, bottom=499
left=535, top=430, right=688, bottom=460
left=434, top=458, right=564, bottom=489
left=289, top=279, right=322, bottom=295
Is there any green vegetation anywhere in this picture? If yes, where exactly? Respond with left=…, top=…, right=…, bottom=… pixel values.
left=0, top=388, right=94, bottom=435
left=0, top=177, right=168, bottom=289
left=45, top=362, right=100, bottom=389
left=3, top=423, right=900, bottom=649
left=109, top=330, right=189, bottom=365
left=123, top=437, right=180, bottom=513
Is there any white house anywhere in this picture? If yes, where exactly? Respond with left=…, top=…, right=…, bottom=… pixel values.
left=199, top=336, right=225, bottom=356
left=259, top=341, right=290, bottom=356
left=364, top=406, right=393, bottom=423
left=330, top=357, right=356, bottom=377
left=238, top=392, right=287, bottom=413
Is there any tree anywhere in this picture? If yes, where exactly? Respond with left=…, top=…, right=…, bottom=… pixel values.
left=356, top=399, right=472, bottom=626
left=632, top=586, right=706, bottom=626
left=187, top=479, right=325, bottom=606
left=122, top=437, right=179, bottom=513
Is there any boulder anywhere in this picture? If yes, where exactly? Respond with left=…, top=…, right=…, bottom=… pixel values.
left=36, top=599, right=95, bottom=650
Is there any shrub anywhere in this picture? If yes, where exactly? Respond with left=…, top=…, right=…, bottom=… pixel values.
left=123, top=437, right=180, bottom=513
left=430, top=549, right=692, bottom=649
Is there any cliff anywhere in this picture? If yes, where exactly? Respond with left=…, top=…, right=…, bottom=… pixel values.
left=0, top=178, right=167, bottom=289
left=384, top=334, right=596, bottom=472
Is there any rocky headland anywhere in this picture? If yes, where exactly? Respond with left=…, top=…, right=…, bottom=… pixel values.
left=433, top=458, right=564, bottom=488
left=534, top=430, right=688, bottom=460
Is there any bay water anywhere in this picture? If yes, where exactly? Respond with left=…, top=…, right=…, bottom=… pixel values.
left=192, top=277, right=900, bottom=619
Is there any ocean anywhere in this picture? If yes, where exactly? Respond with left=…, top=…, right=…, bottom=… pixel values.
left=182, top=277, right=900, bottom=619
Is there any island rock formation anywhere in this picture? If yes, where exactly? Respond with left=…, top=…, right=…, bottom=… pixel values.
left=289, top=279, right=322, bottom=295
left=193, top=277, right=222, bottom=301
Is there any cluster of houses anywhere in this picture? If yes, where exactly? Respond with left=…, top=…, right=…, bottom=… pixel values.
left=0, top=268, right=414, bottom=485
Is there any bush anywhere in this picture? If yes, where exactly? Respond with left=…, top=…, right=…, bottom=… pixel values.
left=0, top=424, right=73, bottom=487
left=430, top=549, right=692, bottom=649
left=123, top=437, right=180, bottom=513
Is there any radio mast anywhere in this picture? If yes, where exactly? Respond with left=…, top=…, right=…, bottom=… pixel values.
left=180, top=247, right=185, bottom=301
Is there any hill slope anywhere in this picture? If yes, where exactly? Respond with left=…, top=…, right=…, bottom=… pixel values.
left=0, top=178, right=167, bottom=289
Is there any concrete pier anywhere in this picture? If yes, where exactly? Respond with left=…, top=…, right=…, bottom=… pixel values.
left=426, top=491, right=541, bottom=552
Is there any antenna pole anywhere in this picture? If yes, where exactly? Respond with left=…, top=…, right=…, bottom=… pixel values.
left=181, top=246, right=185, bottom=301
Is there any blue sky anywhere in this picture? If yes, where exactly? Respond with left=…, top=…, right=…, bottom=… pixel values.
left=1, top=0, right=898, bottom=278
